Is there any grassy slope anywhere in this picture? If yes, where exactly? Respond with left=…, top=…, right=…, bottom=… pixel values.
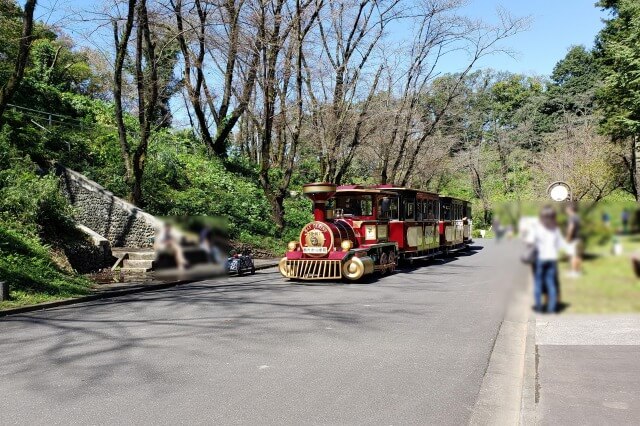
left=559, top=234, right=640, bottom=313
left=0, top=225, right=93, bottom=310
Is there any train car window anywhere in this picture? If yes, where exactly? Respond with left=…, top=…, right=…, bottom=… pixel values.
left=417, top=201, right=424, bottom=220
left=378, top=197, right=399, bottom=220
left=360, top=196, right=373, bottom=216
left=427, top=200, right=434, bottom=219
left=380, top=197, right=390, bottom=218
left=442, top=205, right=450, bottom=220
left=335, top=195, right=373, bottom=216
left=378, top=197, right=398, bottom=219
left=404, top=199, right=415, bottom=220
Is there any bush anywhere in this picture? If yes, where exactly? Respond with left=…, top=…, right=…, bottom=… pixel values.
left=0, top=139, right=77, bottom=243
left=0, top=224, right=93, bottom=308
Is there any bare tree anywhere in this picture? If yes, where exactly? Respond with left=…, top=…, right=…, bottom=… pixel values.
left=393, top=8, right=529, bottom=187
left=539, top=115, right=624, bottom=203
left=111, top=0, right=161, bottom=205
left=306, top=0, right=401, bottom=184
left=171, top=0, right=261, bottom=157
left=252, top=0, right=321, bottom=232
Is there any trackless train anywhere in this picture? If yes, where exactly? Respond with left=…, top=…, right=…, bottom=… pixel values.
left=278, top=183, right=473, bottom=281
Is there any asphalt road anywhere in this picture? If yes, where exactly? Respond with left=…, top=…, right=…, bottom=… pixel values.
left=1, top=240, right=525, bottom=425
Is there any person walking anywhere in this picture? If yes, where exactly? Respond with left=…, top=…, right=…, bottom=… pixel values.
left=527, top=206, right=566, bottom=313
left=622, top=209, right=630, bottom=234
left=565, top=203, right=582, bottom=278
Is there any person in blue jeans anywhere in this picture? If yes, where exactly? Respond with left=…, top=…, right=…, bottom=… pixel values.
left=526, top=206, right=566, bottom=313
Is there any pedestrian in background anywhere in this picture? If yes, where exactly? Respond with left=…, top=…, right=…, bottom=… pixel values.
left=602, top=211, right=611, bottom=229
left=565, top=203, right=582, bottom=278
left=526, top=206, right=566, bottom=313
left=622, top=209, right=630, bottom=234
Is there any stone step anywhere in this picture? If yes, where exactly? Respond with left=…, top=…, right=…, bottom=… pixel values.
left=120, top=267, right=152, bottom=274
left=123, top=259, right=154, bottom=269
left=128, top=252, right=156, bottom=261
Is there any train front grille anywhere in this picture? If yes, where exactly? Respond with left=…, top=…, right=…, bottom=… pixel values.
left=281, top=259, right=342, bottom=280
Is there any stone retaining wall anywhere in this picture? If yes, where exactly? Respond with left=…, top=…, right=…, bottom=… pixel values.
left=57, top=166, right=161, bottom=248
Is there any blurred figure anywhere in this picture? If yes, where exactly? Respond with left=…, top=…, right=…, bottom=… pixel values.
left=199, top=226, right=225, bottom=264
left=492, top=216, right=505, bottom=242
left=518, top=216, right=538, bottom=242
left=602, top=211, right=611, bottom=229
left=526, top=206, right=566, bottom=313
left=622, top=209, right=630, bottom=234
left=155, top=223, right=188, bottom=270
left=612, top=236, right=623, bottom=256
left=565, top=203, right=582, bottom=278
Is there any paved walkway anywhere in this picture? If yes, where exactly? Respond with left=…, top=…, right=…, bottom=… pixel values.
left=535, top=314, right=640, bottom=425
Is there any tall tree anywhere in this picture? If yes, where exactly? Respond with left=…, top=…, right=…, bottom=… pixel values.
left=111, top=0, right=161, bottom=206
left=171, top=0, right=261, bottom=157
left=595, top=0, right=640, bottom=200
left=0, top=0, right=37, bottom=127
left=253, top=0, right=321, bottom=233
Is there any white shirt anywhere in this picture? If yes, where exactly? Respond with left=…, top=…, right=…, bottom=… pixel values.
left=526, top=221, right=566, bottom=261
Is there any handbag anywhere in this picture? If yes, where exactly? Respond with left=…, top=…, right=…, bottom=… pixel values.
left=521, top=244, right=538, bottom=264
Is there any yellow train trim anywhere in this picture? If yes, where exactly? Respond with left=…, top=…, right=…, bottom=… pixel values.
left=279, top=258, right=342, bottom=280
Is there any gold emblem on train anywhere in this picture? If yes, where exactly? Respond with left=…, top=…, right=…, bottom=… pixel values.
left=305, top=229, right=325, bottom=247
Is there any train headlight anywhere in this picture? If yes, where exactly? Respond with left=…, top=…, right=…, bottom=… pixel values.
left=341, top=240, right=353, bottom=251
left=287, top=241, right=297, bottom=251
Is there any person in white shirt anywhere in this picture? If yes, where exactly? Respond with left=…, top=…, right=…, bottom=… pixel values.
left=526, top=206, right=567, bottom=313
left=155, top=223, right=188, bottom=270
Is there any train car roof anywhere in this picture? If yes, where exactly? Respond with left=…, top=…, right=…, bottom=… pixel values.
left=439, top=195, right=468, bottom=203
left=335, top=186, right=396, bottom=196
left=367, top=184, right=439, bottom=197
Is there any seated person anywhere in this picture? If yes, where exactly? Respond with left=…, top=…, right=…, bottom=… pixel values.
left=199, top=226, right=226, bottom=264
left=155, top=223, right=188, bottom=270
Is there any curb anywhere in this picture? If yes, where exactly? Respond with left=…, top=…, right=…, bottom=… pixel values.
left=520, top=311, right=537, bottom=425
left=469, top=282, right=530, bottom=425
left=0, top=262, right=278, bottom=318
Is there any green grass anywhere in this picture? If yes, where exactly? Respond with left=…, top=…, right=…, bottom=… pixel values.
left=559, top=234, right=640, bottom=313
left=0, top=225, right=93, bottom=310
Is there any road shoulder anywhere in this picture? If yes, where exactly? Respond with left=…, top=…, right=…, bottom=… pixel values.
left=470, top=282, right=531, bottom=425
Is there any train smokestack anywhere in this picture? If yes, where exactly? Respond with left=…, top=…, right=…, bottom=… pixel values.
left=302, top=183, right=337, bottom=222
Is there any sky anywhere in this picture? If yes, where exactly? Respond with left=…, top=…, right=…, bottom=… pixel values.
left=449, top=0, right=609, bottom=76
left=34, top=0, right=610, bottom=78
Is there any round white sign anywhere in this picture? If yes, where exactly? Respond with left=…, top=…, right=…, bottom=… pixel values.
left=549, top=184, right=569, bottom=202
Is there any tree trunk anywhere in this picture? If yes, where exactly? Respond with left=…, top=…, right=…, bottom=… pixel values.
left=267, top=192, right=286, bottom=234
left=112, top=0, right=137, bottom=182
left=0, top=0, right=37, bottom=127
left=632, top=135, right=640, bottom=202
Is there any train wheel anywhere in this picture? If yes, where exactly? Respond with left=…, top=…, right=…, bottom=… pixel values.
left=379, top=252, right=389, bottom=274
left=388, top=252, right=396, bottom=273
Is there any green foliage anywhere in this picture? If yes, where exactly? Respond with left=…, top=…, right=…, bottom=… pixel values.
left=0, top=223, right=92, bottom=309
left=282, top=195, right=313, bottom=242
left=0, top=134, right=77, bottom=242
left=142, top=132, right=276, bottom=238
left=596, top=0, right=640, bottom=139
left=0, top=0, right=22, bottom=84
left=0, top=133, right=93, bottom=308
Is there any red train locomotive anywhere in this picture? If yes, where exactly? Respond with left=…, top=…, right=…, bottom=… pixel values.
left=278, top=183, right=473, bottom=281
